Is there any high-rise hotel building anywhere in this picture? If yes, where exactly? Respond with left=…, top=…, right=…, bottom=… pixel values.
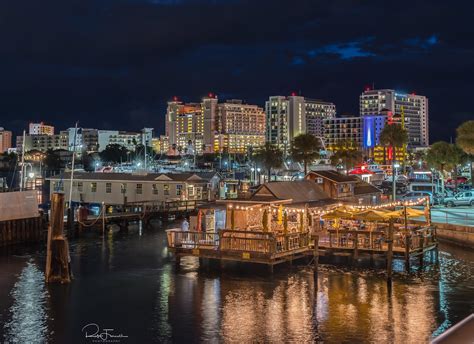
left=265, top=95, right=335, bottom=154
left=29, top=122, right=55, bottom=136
left=360, top=89, right=429, bottom=147
left=166, top=95, right=265, bottom=154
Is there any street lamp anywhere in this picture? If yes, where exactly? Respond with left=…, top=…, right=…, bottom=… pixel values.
left=393, top=162, right=400, bottom=201
left=257, top=167, right=261, bottom=185
left=251, top=167, right=255, bottom=184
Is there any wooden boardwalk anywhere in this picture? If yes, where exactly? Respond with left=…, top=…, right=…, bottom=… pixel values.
left=76, top=200, right=203, bottom=230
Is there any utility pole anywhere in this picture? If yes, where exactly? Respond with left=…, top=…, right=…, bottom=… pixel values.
left=19, top=130, right=26, bottom=191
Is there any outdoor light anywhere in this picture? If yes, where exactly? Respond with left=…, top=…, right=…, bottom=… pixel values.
left=137, top=162, right=142, bottom=167
left=28, top=172, right=35, bottom=179
left=257, top=168, right=261, bottom=172
left=394, top=163, right=400, bottom=169
left=251, top=167, right=255, bottom=172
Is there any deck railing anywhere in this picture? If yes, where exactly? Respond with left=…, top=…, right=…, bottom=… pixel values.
left=166, top=230, right=219, bottom=250
left=166, top=229, right=311, bottom=256
left=319, top=226, right=437, bottom=252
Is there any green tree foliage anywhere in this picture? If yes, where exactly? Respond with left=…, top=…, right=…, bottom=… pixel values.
left=290, top=134, right=321, bottom=175
left=99, top=144, right=129, bottom=163
left=456, top=120, right=474, bottom=155
left=379, top=124, right=408, bottom=161
left=426, top=141, right=465, bottom=173
left=329, top=141, right=362, bottom=174
left=252, top=143, right=283, bottom=181
left=43, top=149, right=62, bottom=172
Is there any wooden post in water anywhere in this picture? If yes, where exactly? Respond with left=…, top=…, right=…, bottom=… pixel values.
left=313, top=234, right=319, bottom=274
left=387, top=220, right=394, bottom=284
left=45, top=193, right=71, bottom=283
left=404, top=205, right=410, bottom=271
left=353, top=232, right=359, bottom=265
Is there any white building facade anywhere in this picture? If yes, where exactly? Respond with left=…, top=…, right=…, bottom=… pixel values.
left=360, top=89, right=429, bottom=147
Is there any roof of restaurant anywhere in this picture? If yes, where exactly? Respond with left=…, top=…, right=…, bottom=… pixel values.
left=308, top=170, right=358, bottom=183
left=354, top=181, right=382, bottom=195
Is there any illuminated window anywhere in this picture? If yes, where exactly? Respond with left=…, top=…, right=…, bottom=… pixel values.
left=176, top=184, right=183, bottom=196
left=90, top=182, right=97, bottom=193
left=164, top=184, right=169, bottom=195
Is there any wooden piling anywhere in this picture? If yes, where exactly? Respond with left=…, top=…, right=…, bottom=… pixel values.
left=313, top=234, right=319, bottom=274
left=387, top=220, right=394, bottom=284
left=353, top=232, right=359, bottom=264
left=45, top=193, right=71, bottom=284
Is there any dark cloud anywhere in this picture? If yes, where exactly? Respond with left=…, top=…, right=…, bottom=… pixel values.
left=0, top=0, right=472, bottom=142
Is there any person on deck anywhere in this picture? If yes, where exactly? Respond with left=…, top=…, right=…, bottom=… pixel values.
left=181, top=218, right=189, bottom=231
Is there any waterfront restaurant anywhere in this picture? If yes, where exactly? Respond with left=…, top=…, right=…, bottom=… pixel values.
left=167, top=180, right=340, bottom=267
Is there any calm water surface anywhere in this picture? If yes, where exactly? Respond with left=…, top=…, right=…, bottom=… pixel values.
left=0, top=222, right=473, bottom=343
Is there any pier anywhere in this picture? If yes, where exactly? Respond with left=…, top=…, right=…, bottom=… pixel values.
left=74, top=200, right=203, bottom=233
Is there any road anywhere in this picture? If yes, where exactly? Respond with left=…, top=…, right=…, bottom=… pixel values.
left=429, top=206, right=474, bottom=227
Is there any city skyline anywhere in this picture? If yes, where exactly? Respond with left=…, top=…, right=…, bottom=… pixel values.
left=0, top=0, right=472, bottom=142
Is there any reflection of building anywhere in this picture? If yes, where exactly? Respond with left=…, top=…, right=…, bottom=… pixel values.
left=360, top=88, right=429, bottom=147
left=29, top=122, right=54, bottom=136
left=166, top=96, right=265, bottom=154
left=266, top=95, right=335, bottom=155
left=0, top=128, right=12, bottom=153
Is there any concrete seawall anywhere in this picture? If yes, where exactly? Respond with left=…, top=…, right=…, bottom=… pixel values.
left=435, top=222, right=474, bottom=248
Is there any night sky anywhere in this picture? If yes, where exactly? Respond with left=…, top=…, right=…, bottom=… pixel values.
left=0, top=0, right=473, bottom=142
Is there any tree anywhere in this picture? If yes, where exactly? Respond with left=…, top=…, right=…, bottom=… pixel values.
left=379, top=124, right=408, bottom=199
left=329, top=141, right=362, bottom=174
left=99, top=144, right=129, bottom=163
left=379, top=123, right=408, bottom=164
left=456, top=121, right=474, bottom=155
left=290, top=134, right=321, bottom=175
left=252, top=143, right=283, bottom=182
left=426, top=142, right=467, bottom=193
left=43, top=149, right=62, bottom=173
left=456, top=120, right=474, bottom=180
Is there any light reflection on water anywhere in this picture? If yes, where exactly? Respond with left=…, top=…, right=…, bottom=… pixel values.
left=0, top=225, right=472, bottom=343
left=3, top=261, right=49, bottom=344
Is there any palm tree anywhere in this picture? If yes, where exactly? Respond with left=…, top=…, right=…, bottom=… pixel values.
left=329, top=140, right=362, bottom=174
left=253, top=143, right=283, bottom=182
left=456, top=120, right=474, bottom=180
left=379, top=124, right=408, bottom=200
left=290, top=134, right=321, bottom=175
left=379, top=123, right=409, bottom=164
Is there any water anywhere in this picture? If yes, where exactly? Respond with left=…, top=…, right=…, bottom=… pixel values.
left=0, top=222, right=473, bottom=343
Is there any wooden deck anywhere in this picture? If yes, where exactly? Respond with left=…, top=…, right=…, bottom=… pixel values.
left=167, top=229, right=313, bottom=266
left=166, top=225, right=438, bottom=268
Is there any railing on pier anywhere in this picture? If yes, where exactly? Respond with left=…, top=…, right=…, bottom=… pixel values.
left=319, top=226, right=437, bottom=253
left=166, top=230, right=219, bottom=250
left=166, top=229, right=311, bottom=257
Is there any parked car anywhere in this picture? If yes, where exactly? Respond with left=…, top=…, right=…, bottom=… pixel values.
left=380, top=180, right=408, bottom=195
left=401, top=191, right=435, bottom=205
left=444, top=191, right=474, bottom=207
